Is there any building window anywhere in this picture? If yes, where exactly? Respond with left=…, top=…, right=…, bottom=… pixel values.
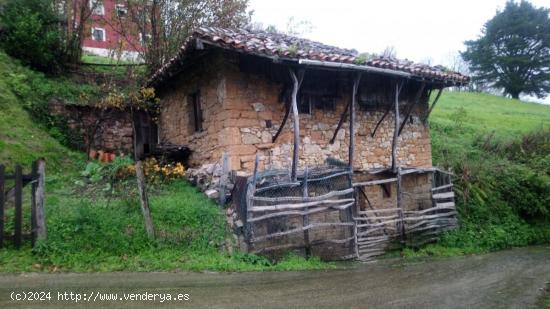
left=380, top=183, right=392, bottom=198
left=91, top=28, right=106, bottom=41
left=89, top=0, right=104, bottom=15
left=139, top=33, right=152, bottom=45
left=116, top=4, right=127, bottom=17
left=188, top=91, right=203, bottom=133
left=313, top=96, right=336, bottom=111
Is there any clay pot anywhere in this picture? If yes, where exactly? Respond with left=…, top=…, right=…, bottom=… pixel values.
left=89, top=149, right=97, bottom=160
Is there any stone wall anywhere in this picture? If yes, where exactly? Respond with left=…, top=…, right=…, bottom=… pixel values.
left=157, top=52, right=434, bottom=198
left=49, top=101, right=134, bottom=155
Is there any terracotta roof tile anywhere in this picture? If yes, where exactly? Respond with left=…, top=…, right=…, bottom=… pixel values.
left=148, top=27, right=469, bottom=86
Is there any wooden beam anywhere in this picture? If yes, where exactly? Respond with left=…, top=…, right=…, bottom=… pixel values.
left=34, top=159, right=47, bottom=242
left=135, top=161, right=155, bottom=240
left=422, top=88, right=443, bottom=123
left=303, top=167, right=310, bottom=257
left=396, top=167, right=405, bottom=243
left=330, top=101, right=350, bottom=144
left=289, top=67, right=305, bottom=181
left=391, top=82, right=402, bottom=172
left=272, top=101, right=290, bottom=143
left=370, top=103, right=392, bottom=138
left=398, top=82, right=426, bottom=136
left=349, top=72, right=362, bottom=170
left=14, top=165, right=22, bottom=249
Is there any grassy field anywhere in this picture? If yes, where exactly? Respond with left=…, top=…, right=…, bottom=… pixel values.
left=0, top=50, right=549, bottom=271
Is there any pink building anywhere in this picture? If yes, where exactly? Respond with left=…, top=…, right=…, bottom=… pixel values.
left=81, top=0, right=145, bottom=61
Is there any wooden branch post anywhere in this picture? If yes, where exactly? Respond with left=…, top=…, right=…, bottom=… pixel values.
left=396, top=166, right=405, bottom=243
left=135, top=161, right=155, bottom=240
left=330, top=101, right=349, bottom=144
left=14, top=165, right=22, bottom=248
left=32, top=159, right=47, bottom=243
left=398, top=82, right=425, bottom=136
left=349, top=72, right=362, bottom=170
left=0, top=164, right=4, bottom=248
left=219, top=152, right=229, bottom=207
left=31, top=162, right=37, bottom=246
left=272, top=102, right=291, bottom=143
left=303, top=167, right=311, bottom=257
left=422, top=88, right=443, bottom=123
left=289, top=68, right=304, bottom=181
left=391, top=82, right=401, bottom=173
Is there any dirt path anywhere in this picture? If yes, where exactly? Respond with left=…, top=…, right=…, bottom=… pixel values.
left=0, top=246, right=549, bottom=308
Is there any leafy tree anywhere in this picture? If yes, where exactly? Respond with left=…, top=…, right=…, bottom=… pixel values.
left=462, top=1, right=550, bottom=99
left=0, top=0, right=64, bottom=72
left=109, top=0, right=251, bottom=73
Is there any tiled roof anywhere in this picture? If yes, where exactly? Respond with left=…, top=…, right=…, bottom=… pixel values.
left=148, top=27, right=470, bottom=87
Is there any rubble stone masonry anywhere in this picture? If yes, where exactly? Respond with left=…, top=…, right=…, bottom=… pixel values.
left=158, top=54, right=433, bottom=180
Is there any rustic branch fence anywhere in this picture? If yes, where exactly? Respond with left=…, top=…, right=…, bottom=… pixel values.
left=0, top=159, right=46, bottom=249
left=244, top=158, right=356, bottom=259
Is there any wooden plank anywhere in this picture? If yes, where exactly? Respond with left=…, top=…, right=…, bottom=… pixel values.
left=250, top=187, right=354, bottom=203
left=251, top=222, right=355, bottom=242
left=433, top=192, right=455, bottom=199
left=357, top=207, right=400, bottom=215
left=135, top=161, right=155, bottom=240
left=34, top=159, right=47, bottom=242
left=0, top=165, right=4, bottom=248
left=249, top=198, right=355, bottom=212
left=431, top=184, right=453, bottom=191
left=353, top=178, right=397, bottom=187
left=14, top=165, right=22, bottom=249
left=435, top=201, right=455, bottom=208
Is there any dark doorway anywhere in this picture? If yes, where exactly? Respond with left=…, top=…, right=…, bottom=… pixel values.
left=133, top=111, right=158, bottom=160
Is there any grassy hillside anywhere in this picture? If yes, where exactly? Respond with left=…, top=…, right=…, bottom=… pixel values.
left=0, top=52, right=85, bottom=173
left=432, top=91, right=550, bottom=137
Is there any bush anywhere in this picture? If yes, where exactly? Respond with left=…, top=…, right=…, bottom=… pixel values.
left=0, top=0, right=65, bottom=73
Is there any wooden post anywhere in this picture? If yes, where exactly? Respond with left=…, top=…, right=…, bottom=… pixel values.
left=398, top=82, right=426, bottom=136
left=30, top=161, right=37, bottom=246
left=252, top=154, right=259, bottom=187
left=14, top=165, right=22, bottom=248
left=396, top=166, right=405, bottom=243
left=330, top=101, right=349, bottom=144
left=0, top=164, right=4, bottom=248
left=34, top=159, right=47, bottom=242
left=289, top=68, right=304, bottom=181
left=135, top=161, right=155, bottom=240
left=391, top=82, right=401, bottom=173
left=219, top=152, right=229, bottom=207
left=303, top=167, right=310, bottom=257
left=272, top=102, right=291, bottom=143
left=349, top=72, right=362, bottom=171
left=422, top=88, right=443, bottom=123
left=371, top=104, right=393, bottom=137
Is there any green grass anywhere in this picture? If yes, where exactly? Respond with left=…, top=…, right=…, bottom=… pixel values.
left=0, top=180, right=334, bottom=272
left=0, top=51, right=85, bottom=173
left=398, top=91, right=550, bottom=259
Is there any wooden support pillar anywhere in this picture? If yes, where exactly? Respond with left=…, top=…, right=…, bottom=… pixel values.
left=34, top=159, right=47, bottom=242
left=349, top=72, right=362, bottom=171
left=396, top=166, right=405, bottom=243
left=219, top=152, right=229, bottom=207
left=398, top=82, right=426, bottom=136
left=422, top=88, right=443, bottom=123
left=0, top=164, right=4, bottom=248
left=330, top=101, right=349, bottom=144
left=302, top=166, right=310, bottom=257
left=391, top=82, right=402, bottom=173
left=135, top=161, right=155, bottom=240
left=289, top=67, right=304, bottom=181
left=14, top=165, right=22, bottom=249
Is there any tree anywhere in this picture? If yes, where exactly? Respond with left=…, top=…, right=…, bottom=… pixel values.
left=462, top=1, right=550, bottom=99
left=0, top=0, right=64, bottom=72
left=111, top=0, right=251, bottom=73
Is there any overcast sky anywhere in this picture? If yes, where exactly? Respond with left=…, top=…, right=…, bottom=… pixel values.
left=249, top=0, right=550, bottom=104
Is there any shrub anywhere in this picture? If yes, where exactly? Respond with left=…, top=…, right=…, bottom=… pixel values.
left=0, top=0, right=65, bottom=73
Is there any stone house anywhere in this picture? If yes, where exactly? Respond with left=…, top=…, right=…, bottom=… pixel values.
left=147, top=27, right=468, bottom=259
